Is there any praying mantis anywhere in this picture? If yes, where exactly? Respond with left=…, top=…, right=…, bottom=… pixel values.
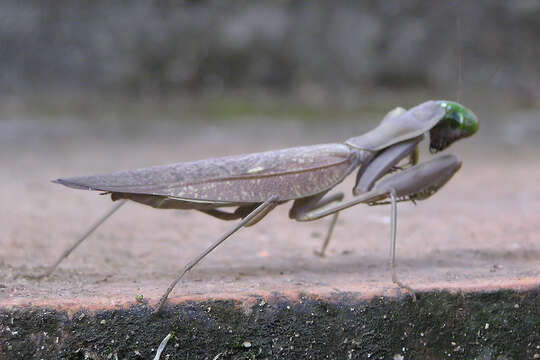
left=36, top=100, right=478, bottom=313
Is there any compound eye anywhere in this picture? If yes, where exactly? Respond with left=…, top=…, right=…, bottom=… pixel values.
left=448, top=112, right=461, bottom=129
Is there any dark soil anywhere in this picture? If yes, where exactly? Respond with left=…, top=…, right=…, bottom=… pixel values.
left=1, top=290, right=539, bottom=359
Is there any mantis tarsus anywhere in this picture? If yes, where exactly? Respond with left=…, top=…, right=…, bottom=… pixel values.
left=36, top=100, right=479, bottom=313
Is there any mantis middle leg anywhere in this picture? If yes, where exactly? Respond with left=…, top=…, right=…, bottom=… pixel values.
left=290, top=187, right=415, bottom=298
left=289, top=154, right=462, bottom=300
left=289, top=191, right=345, bottom=257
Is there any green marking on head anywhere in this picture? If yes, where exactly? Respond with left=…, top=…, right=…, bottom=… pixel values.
left=439, top=100, right=479, bottom=135
left=429, top=100, right=479, bottom=153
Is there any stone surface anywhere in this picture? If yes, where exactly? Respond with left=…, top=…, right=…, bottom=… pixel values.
left=0, top=100, right=539, bottom=358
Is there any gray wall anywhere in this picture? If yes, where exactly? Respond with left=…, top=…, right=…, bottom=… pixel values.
left=1, top=0, right=539, bottom=95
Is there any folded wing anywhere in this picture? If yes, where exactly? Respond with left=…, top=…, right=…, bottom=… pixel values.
left=55, top=144, right=356, bottom=203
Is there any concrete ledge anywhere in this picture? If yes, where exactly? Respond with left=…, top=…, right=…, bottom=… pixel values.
left=2, top=288, right=539, bottom=359
left=2, top=112, right=540, bottom=359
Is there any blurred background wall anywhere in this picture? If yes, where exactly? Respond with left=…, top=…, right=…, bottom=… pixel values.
left=1, top=0, right=539, bottom=101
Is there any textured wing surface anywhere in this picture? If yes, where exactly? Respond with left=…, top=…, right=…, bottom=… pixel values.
left=346, top=100, right=445, bottom=151
left=55, top=144, right=355, bottom=202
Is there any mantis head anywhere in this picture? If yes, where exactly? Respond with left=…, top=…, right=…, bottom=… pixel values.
left=429, top=101, right=479, bottom=153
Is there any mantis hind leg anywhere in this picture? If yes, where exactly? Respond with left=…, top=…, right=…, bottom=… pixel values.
left=198, top=206, right=256, bottom=221
left=199, top=203, right=276, bottom=227
left=155, top=195, right=279, bottom=313
left=289, top=191, right=345, bottom=257
left=199, top=208, right=244, bottom=221
left=27, top=199, right=128, bottom=279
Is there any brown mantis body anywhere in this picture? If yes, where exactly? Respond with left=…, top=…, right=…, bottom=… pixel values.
left=37, top=100, right=478, bottom=312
